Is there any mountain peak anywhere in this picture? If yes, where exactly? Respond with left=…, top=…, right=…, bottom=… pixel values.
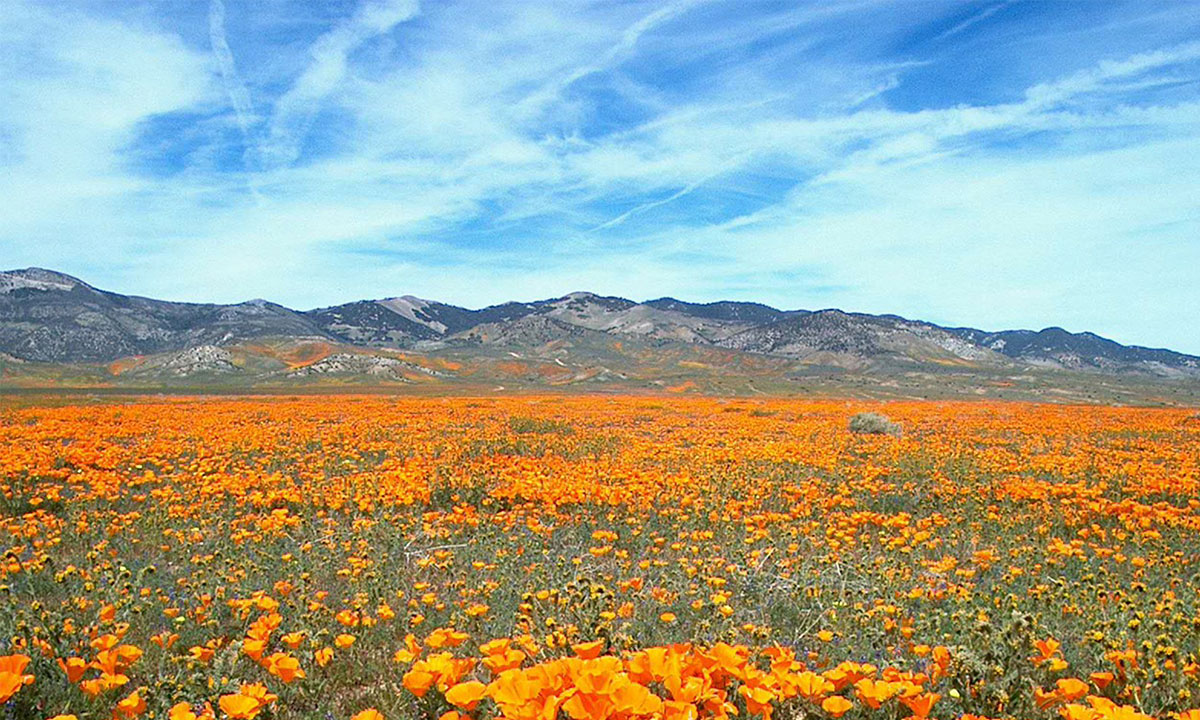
left=562, top=291, right=600, bottom=301
left=0, top=267, right=89, bottom=294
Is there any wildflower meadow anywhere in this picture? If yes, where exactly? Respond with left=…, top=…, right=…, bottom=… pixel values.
left=2, top=396, right=1199, bottom=720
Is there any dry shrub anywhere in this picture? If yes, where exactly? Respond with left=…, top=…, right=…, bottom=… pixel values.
left=849, top=411, right=902, bottom=437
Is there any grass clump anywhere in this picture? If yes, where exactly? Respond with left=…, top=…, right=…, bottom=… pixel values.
left=508, top=415, right=574, bottom=435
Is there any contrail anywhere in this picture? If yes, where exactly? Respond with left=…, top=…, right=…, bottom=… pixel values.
left=208, top=0, right=255, bottom=140
left=934, top=0, right=1014, bottom=42
left=518, top=0, right=707, bottom=120
left=252, top=0, right=420, bottom=172
left=591, top=152, right=751, bottom=232
left=591, top=178, right=711, bottom=232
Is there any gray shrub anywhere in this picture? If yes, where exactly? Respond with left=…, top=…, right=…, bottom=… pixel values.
left=849, top=411, right=902, bottom=437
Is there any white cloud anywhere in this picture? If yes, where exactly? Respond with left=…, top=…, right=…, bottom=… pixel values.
left=0, top=0, right=214, bottom=256
left=208, top=0, right=255, bottom=141
left=1, top=0, right=1199, bottom=353
left=249, top=0, right=421, bottom=170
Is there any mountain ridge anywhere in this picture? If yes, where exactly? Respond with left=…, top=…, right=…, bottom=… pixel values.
left=1, top=268, right=1197, bottom=385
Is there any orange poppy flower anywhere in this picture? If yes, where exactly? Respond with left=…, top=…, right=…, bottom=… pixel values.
left=0, top=655, right=35, bottom=704
left=822, top=695, right=854, bottom=717
left=445, top=680, right=488, bottom=711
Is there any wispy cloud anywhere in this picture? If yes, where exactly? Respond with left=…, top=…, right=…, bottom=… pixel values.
left=250, top=0, right=421, bottom=171
left=591, top=150, right=753, bottom=231
left=1024, top=39, right=1200, bottom=109
left=1, top=0, right=1199, bottom=352
left=515, top=0, right=707, bottom=122
left=208, top=0, right=255, bottom=141
left=933, top=0, right=1015, bottom=42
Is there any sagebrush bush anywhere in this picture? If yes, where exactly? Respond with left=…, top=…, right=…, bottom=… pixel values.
left=849, top=411, right=902, bottom=436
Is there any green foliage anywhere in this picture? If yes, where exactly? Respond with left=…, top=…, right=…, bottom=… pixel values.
left=508, top=415, right=574, bottom=435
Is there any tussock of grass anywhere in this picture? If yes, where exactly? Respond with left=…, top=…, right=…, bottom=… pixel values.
left=508, top=415, right=574, bottom=435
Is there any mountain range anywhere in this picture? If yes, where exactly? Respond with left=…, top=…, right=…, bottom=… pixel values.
left=2, top=267, right=1197, bottom=399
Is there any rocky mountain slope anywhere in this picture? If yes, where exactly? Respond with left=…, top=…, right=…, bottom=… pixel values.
left=717, top=310, right=1002, bottom=368
left=0, top=268, right=328, bottom=362
left=949, top=326, right=1200, bottom=377
left=2, top=267, right=1197, bottom=382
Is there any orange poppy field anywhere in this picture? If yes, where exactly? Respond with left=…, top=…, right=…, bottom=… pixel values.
left=2, top=395, right=1199, bottom=720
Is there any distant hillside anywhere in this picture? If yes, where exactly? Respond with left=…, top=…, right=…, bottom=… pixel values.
left=0, top=268, right=328, bottom=362
left=2, top=268, right=1198, bottom=394
left=950, top=326, right=1200, bottom=377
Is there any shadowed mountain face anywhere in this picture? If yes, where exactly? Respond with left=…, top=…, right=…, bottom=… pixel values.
left=1, top=267, right=1198, bottom=379
left=644, top=298, right=792, bottom=325
left=0, top=269, right=328, bottom=362
left=715, top=310, right=1001, bottom=368
left=949, top=326, right=1200, bottom=375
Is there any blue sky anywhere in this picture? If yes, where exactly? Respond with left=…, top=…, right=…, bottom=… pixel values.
left=2, top=1, right=1200, bottom=353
